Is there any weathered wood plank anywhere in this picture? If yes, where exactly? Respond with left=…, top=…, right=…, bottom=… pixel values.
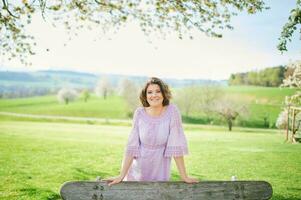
left=60, top=181, right=273, bottom=200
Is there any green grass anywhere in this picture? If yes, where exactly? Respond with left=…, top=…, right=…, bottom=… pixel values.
left=0, top=86, right=298, bottom=128
left=0, top=121, right=300, bottom=199
left=222, top=86, right=297, bottom=128
left=0, top=95, right=127, bottom=119
left=223, top=86, right=297, bottom=104
left=237, top=103, right=282, bottom=128
left=183, top=86, right=297, bottom=128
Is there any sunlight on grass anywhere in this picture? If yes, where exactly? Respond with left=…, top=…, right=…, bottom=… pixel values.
left=0, top=121, right=300, bottom=199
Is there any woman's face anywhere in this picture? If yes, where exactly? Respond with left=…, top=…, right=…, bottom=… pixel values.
left=146, top=84, right=164, bottom=107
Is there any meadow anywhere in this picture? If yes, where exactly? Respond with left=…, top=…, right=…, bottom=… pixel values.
left=0, top=86, right=297, bottom=128
left=1, top=86, right=300, bottom=200
left=0, top=121, right=300, bottom=200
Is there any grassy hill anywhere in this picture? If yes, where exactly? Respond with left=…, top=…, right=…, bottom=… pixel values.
left=223, top=86, right=294, bottom=104
left=0, top=95, right=127, bottom=119
left=180, top=86, right=296, bottom=128
left=222, top=86, right=296, bottom=128
left=0, top=86, right=297, bottom=128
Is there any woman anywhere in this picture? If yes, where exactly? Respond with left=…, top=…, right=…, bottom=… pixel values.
left=105, top=77, right=198, bottom=186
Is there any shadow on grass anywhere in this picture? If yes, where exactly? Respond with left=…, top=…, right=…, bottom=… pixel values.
left=19, top=187, right=61, bottom=200
left=170, top=171, right=204, bottom=181
left=72, top=167, right=111, bottom=180
left=272, top=187, right=301, bottom=200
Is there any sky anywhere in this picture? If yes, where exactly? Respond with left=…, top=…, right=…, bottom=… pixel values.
left=1, top=0, right=300, bottom=80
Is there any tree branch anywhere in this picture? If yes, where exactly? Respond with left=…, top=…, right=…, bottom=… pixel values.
left=2, top=0, right=18, bottom=18
left=94, top=0, right=106, bottom=7
left=38, top=0, right=47, bottom=20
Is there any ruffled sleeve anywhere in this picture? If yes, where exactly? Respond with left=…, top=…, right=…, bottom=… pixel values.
left=164, top=105, right=189, bottom=157
left=125, top=108, right=141, bottom=158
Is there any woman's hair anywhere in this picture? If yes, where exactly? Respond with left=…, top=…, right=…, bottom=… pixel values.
left=139, top=77, right=172, bottom=107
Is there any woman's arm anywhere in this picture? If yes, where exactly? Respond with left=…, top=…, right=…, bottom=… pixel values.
left=103, top=155, right=134, bottom=186
left=174, top=156, right=199, bottom=183
left=120, top=154, right=135, bottom=180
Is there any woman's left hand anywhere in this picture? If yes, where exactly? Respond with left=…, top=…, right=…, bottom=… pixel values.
left=182, top=176, right=199, bottom=183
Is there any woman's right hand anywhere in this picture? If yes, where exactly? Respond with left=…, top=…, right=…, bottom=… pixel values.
left=102, top=176, right=124, bottom=186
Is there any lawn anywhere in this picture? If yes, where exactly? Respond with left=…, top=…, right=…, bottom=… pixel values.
left=0, top=121, right=300, bottom=200
left=0, top=95, right=127, bottom=119
left=0, top=86, right=297, bottom=128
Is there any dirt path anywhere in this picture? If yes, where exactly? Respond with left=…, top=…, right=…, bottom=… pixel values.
left=0, top=111, right=131, bottom=124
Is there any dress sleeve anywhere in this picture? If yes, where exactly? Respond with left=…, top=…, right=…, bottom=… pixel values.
left=164, top=105, right=189, bottom=157
left=125, top=108, right=141, bottom=158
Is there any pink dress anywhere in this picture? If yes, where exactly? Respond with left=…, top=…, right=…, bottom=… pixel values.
left=124, top=104, right=188, bottom=181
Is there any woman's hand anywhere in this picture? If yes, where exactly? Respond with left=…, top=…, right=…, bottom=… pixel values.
left=102, top=176, right=124, bottom=186
left=182, top=176, right=199, bottom=184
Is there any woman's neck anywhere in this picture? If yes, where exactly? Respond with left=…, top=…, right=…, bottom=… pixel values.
left=146, top=105, right=165, bottom=117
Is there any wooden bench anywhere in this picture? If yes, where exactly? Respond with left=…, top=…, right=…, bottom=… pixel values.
left=60, top=180, right=273, bottom=200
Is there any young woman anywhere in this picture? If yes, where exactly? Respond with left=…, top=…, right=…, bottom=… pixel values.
left=105, top=77, right=198, bottom=186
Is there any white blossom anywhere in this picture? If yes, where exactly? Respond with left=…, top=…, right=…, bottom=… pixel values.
left=276, top=110, right=288, bottom=129
left=281, top=60, right=301, bottom=88
left=57, top=88, right=78, bottom=104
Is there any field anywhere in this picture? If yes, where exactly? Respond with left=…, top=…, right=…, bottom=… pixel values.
left=0, top=121, right=300, bottom=200
left=221, top=86, right=296, bottom=128
left=0, top=95, right=127, bottom=119
left=0, top=86, right=297, bottom=128
left=1, top=86, right=300, bottom=199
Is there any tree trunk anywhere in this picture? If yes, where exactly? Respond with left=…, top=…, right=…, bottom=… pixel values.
left=228, top=119, right=232, bottom=131
left=103, top=90, right=107, bottom=100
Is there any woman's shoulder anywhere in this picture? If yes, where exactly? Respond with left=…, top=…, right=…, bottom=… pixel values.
left=168, top=103, right=180, bottom=113
left=135, top=106, right=144, bottom=112
left=133, top=106, right=144, bottom=117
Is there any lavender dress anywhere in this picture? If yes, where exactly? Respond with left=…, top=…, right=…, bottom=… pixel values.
left=124, top=104, right=188, bottom=181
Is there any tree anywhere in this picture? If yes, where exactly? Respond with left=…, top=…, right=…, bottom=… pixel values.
left=173, top=85, right=224, bottom=124
left=57, top=87, right=78, bottom=104
left=198, top=85, right=223, bottom=115
left=228, top=73, right=247, bottom=85
left=81, top=89, right=90, bottom=102
left=173, top=86, right=201, bottom=117
left=278, top=0, right=301, bottom=52
left=95, top=77, right=112, bottom=100
left=211, top=95, right=248, bottom=131
left=276, top=109, right=288, bottom=130
left=279, top=61, right=301, bottom=137
left=276, top=101, right=301, bottom=138
left=229, top=66, right=286, bottom=87
left=0, top=0, right=267, bottom=64
left=247, top=71, right=259, bottom=85
left=284, top=65, right=295, bottom=80
left=281, top=60, right=301, bottom=88
left=118, top=78, right=140, bottom=116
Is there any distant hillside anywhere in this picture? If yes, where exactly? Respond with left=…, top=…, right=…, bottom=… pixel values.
left=0, top=70, right=226, bottom=98
left=0, top=70, right=97, bottom=86
left=228, top=66, right=286, bottom=87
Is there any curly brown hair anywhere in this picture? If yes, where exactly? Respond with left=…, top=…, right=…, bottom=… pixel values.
left=139, top=77, right=172, bottom=107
